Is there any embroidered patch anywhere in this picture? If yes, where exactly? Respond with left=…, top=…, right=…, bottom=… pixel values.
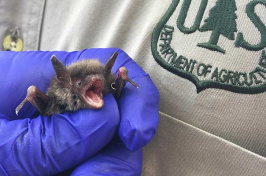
left=152, top=0, right=266, bottom=94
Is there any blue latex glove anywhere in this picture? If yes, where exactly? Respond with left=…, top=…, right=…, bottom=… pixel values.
left=0, top=48, right=159, bottom=175
left=71, top=136, right=142, bottom=176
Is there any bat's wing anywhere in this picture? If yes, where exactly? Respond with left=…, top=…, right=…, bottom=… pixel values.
left=15, top=86, right=49, bottom=115
left=114, top=67, right=139, bottom=100
left=104, top=52, right=139, bottom=100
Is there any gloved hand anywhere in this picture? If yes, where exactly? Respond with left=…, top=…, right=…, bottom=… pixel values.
left=0, top=48, right=159, bottom=176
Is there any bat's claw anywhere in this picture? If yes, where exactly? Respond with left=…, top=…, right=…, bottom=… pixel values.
left=15, top=98, right=28, bottom=115
left=114, top=66, right=139, bottom=100
left=127, top=78, right=139, bottom=89
left=118, top=67, right=139, bottom=89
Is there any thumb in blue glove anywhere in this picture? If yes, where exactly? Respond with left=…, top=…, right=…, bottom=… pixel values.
left=71, top=136, right=142, bottom=176
left=79, top=48, right=160, bottom=151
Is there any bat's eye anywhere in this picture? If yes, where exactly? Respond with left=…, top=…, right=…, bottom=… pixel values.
left=77, top=81, right=82, bottom=86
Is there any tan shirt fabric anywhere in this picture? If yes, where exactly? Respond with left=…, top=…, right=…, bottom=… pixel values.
left=1, top=0, right=266, bottom=175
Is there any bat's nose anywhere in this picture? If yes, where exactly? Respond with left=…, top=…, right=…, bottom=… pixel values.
left=91, top=76, right=102, bottom=81
left=92, top=77, right=103, bottom=87
left=90, top=75, right=103, bottom=81
left=87, top=75, right=104, bottom=88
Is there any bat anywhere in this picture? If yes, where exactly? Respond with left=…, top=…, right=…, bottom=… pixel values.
left=15, top=52, right=138, bottom=116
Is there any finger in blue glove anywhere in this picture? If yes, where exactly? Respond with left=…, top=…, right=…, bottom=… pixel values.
left=71, top=136, right=142, bottom=176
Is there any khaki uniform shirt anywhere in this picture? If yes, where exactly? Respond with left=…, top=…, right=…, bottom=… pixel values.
left=1, top=0, right=266, bottom=175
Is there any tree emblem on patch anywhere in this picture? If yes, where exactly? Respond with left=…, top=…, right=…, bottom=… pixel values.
left=152, top=0, right=266, bottom=94
left=198, top=0, right=237, bottom=53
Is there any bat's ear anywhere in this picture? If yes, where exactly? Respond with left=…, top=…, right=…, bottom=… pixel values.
left=51, top=55, right=71, bottom=87
left=104, top=52, right=118, bottom=74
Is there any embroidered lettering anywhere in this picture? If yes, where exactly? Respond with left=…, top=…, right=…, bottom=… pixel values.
left=235, top=0, right=266, bottom=51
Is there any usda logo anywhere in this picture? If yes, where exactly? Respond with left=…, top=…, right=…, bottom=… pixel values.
left=152, top=0, right=266, bottom=94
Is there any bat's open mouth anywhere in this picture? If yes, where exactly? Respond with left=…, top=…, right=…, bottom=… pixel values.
left=81, top=77, right=104, bottom=109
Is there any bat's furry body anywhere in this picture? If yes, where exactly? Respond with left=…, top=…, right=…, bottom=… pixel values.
left=16, top=52, right=138, bottom=116
left=44, top=59, right=116, bottom=116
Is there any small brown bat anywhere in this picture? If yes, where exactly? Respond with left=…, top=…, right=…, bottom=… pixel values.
left=15, top=52, right=138, bottom=116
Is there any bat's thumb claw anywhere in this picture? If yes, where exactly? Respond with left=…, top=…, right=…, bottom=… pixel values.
left=15, top=108, right=20, bottom=116
left=127, top=78, right=139, bottom=89
left=15, top=98, right=28, bottom=116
